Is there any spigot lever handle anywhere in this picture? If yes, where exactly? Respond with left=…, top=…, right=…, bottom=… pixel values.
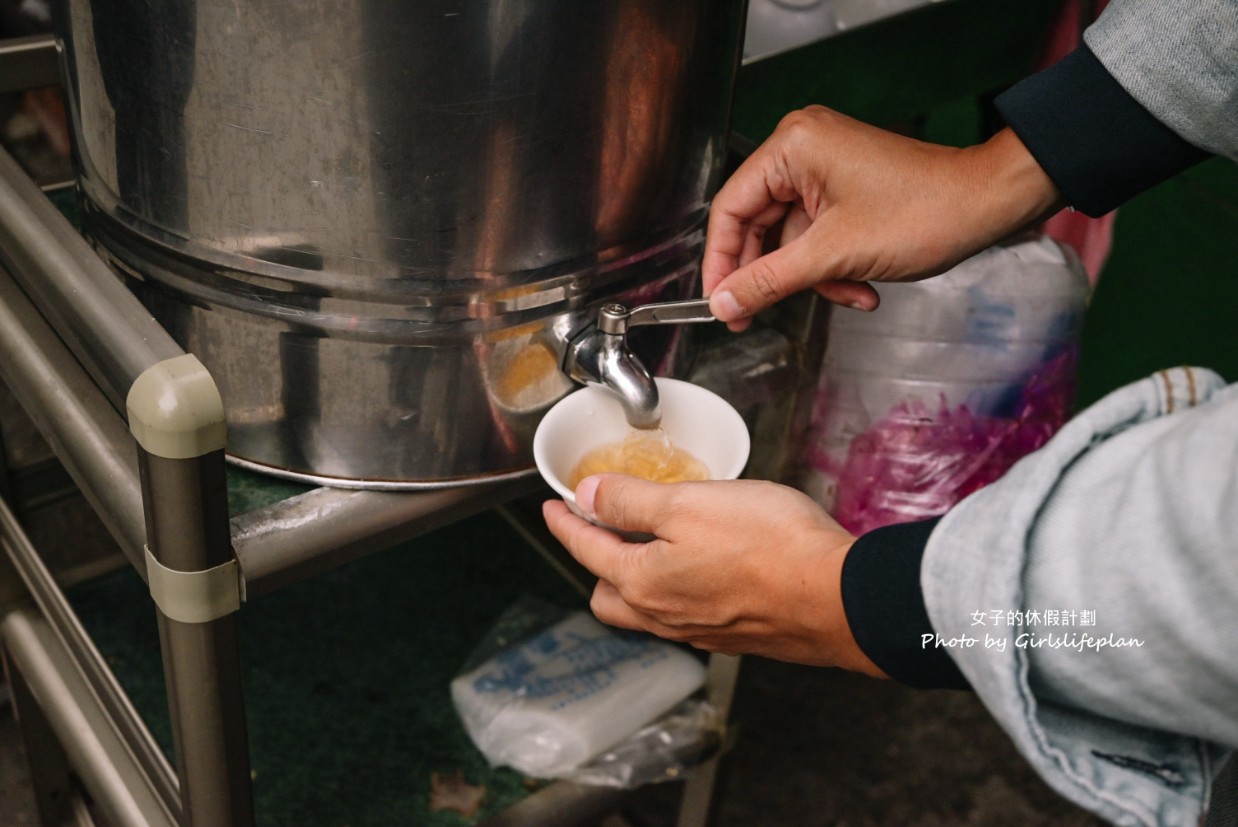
left=597, top=298, right=715, bottom=335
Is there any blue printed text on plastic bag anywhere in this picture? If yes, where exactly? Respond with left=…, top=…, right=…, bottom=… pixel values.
left=473, top=628, right=672, bottom=711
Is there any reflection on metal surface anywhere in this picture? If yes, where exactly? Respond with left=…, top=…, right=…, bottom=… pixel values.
left=742, top=0, right=950, bottom=62
left=58, top=0, right=745, bottom=486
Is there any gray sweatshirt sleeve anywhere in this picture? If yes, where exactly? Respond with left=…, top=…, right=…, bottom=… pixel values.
left=1084, top=0, right=1238, bottom=161
left=922, top=368, right=1238, bottom=827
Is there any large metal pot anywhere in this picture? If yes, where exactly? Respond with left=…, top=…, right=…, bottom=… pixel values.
left=56, top=0, right=745, bottom=487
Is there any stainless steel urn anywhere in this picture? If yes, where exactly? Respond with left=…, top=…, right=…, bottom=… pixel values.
left=56, top=0, right=745, bottom=487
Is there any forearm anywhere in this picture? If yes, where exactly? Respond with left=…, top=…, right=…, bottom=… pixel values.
left=953, top=127, right=1066, bottom=257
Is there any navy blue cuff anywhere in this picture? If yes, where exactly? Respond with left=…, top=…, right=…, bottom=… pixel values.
left=994, top=44, right=1210, bottom=217
left=840, top=518, right=969, bottom=690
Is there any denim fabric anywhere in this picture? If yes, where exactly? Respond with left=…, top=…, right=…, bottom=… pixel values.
left=923, top=368, right=1236, bottom=826
left=1085, top=0, right=1238, bottom=161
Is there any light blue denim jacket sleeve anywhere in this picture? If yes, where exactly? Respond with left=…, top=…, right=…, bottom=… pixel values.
left=922, top=367, right=1238, bottom=827
left=1085, top=0, right=1238, bottom=161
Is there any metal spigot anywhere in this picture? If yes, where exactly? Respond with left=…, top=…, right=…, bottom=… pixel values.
left=562, top=298, right=717, bottom=428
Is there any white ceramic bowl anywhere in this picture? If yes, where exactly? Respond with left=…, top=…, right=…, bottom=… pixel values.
left=534, top=377, right=750, bottom=523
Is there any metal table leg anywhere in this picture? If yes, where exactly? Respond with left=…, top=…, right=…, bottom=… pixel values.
left=139, top=449, right=254, bottom=827
left=128, top=355, right=255, bottom=827
left=676, top=654, right=742, bottom=827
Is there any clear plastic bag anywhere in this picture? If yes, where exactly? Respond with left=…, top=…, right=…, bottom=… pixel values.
left=803, top=235, right=1091, bottom=534
left=562, top=698, right=723, bottom=789
left=451, top=599, right=719, bottom=786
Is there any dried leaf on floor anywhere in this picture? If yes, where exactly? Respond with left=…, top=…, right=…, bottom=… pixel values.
left=429, top=769, right=486, bottom=818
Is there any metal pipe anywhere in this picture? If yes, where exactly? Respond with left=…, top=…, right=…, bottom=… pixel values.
left=2, top=608, right=178, bottom=827
left=0, top=264, right=147, bottom=567
left=233, top=476, right=543, bottom=599
left=676, top=654, right=743, bottom=827
left=0, top=34, right=60, bottom=94
left=0, top=494, right=180, bottom=816
left=4, top=658, right=79, bottom=826
left=0, top=145, right=183, bottom=410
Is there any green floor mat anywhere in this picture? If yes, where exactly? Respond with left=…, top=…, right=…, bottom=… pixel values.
left=226, top=465, right=314, bottom=517
left=68, top=509, right=587, bottom=826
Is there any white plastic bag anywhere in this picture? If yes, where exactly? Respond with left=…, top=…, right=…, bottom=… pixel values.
left=452, top=607, right=707, bottom=779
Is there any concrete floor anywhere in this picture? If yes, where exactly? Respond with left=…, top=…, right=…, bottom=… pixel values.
left=626, top=666, right=1108, bottom=826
